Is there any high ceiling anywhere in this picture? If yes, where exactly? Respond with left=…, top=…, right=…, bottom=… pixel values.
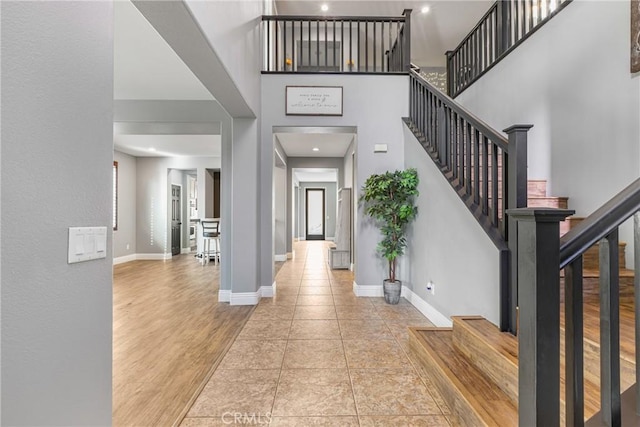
left=113, top=1, right=492, bottom=158
left=274, top=0, right=493, bottom=68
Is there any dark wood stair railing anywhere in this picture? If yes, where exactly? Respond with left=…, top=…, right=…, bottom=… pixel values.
left=262, top=10, right=412, bottom=74
left=446, top=0, right=573, bottom=98
left=508, top=178, right=640, bottom=427
left=405, top=67, right=531, bottom=333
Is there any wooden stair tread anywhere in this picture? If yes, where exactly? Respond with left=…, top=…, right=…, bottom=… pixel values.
left=454, top=316, right=518, bottom=363
left=409, top=327, right=518, bottom=427
left=450, top=317, right=606, bottom=421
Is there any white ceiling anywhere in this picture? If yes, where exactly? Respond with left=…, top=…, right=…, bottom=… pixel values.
left=274, top=0, right=493, bottom=68
left=114, top=0, right=213, bottom=100
left=114, top=134, right=221, bottom=157
left=277, top=132, right=354, bottom=157
left=294, top=168, right=339, bottom=183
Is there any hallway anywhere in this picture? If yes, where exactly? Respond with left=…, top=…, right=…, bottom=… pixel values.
left=180, top=241, right=451, bottom=426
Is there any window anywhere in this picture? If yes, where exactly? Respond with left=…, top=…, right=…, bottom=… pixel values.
left=113, top=161, right=118, bottom=231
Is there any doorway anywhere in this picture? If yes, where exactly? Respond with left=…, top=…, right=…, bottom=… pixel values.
left=305, top=188, right=325, bottom=240
left=171, top=184, right=182, bottom=256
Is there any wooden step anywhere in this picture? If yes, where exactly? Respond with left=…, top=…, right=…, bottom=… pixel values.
left=408, top=327, right=518, bottom=426
left=527, top=180, right=547, bottom=197
left=527, top=196, right=569, bottom=209
left=451, top=316, right=518, bottom=404
left=451, top=316, right=603, bottom=423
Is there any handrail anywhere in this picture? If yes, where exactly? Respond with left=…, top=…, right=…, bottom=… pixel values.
left=410, top=70, right=509, bottom=151
left=510, top=176, right=640, bottom=425
left=262, top=15, right=406, bottom=22
left=446, top=0, right=573, bottom=98
left=559, top=178, right=640, bottom=269
left=262, top=11, right=411, bottom=73
left=408, top=69, right=532, bottom=333
left=449, top=3, right=498, bottom=55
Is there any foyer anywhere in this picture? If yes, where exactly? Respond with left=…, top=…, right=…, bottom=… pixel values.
left=179, top=241, right=447, bottom=426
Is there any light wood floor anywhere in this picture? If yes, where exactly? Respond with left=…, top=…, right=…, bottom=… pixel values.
left=113, top=256, right=254, bottom=427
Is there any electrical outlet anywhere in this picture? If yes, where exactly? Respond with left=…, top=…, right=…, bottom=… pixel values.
left=427, top=281, right=435, bottom=295
left=126, top=243, right=130, bottom=250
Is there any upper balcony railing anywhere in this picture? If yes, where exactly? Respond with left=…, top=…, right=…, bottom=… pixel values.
left=447, top=0, right=572, bottom=97
left=262, top=10, right=412, bottom=74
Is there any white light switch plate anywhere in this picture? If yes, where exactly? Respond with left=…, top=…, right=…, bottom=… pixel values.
left=374, top=144, right=388, bottom=153
left=68, top=227, right=107, bottom=264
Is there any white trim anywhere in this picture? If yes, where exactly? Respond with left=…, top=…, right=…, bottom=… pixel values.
left=350, top=263, right=354, bottom=271
left=286, top=252, right=293, bottom=260
left=401, top=286, right=452, bottom=327
left=218, top=290, right=231, bottom=302
left=113, top=254, right=136, bottom=265
left=326, top=236, right=335, bottom=241
left=274, top=254, right=287, bottom=262
left=261, top=282, right=275, bottom=298
left=230, top=291, right=261, bottom=305
left=136, top=253, right=172, bottom=261
left=181, top=247, right=191, bottom=254
left=352, top=281, right=384, bottom=297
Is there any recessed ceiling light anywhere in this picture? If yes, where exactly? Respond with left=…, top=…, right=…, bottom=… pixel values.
left=421, top=5, right=430, bottom=14
left=148, top=147, right=157, bottom=152
left=312, top=147, right=320, bottom=152
left=321, top=4, right=329, bottom=12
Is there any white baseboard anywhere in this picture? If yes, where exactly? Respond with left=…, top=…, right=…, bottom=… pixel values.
left=286, top=252, right=293, bottom=260
left=261, top=282, right=275, bottom=298
left=401, top=286, right=452, bottom=327
left=326, top=236, right=335, bottom=241
left=230, top=291, right=260, bottom=305
left=274, top=254, right=287, bottom=262
left=352, top=281, right=384, bottom=297
left=113, top=254, right=136, bottom=265
left=350, top=263, right=354, bottom=271
left=181, top=247, right=191, bottom=254
left=218, top=290, right=231, bottom=302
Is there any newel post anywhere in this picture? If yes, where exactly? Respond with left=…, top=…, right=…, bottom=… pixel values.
left=402, top=9, right=412, bottom=72
left=504, top=124, right=532, bottom=333
left=445, top=50, right=453, bottom=96
left=506, top=208, right=574, bottom=427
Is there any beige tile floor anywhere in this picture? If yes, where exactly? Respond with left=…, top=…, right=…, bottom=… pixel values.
left=181, top=241, right=452, bottom=427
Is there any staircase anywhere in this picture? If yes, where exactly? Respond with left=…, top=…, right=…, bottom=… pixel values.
left=408, top=312, right=637, bottom=426
left=526, top=181, right=633, bottom=280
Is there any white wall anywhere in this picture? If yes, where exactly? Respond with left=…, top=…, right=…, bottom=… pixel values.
left=274, top=165, right=287, bottom=257
left=114, top=151, right=137, bottom=259
left=456, top=0, right=640, bottom=267
left=1, top=2, right=113, bottom=424
left=403, top=124, right=502, bottom=325
left=261, top=74, right=409, bottom=289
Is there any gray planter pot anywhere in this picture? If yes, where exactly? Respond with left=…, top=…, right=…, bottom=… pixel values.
left=383, top=279, right=402, bottom=304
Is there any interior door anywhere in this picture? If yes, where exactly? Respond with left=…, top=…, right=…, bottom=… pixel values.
left=171, top=185, right=181, bottom=256
left=305, top=188, right=325, bottom=240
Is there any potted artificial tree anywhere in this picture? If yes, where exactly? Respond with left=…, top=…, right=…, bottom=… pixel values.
left=359, top=168, right=419, bottom=304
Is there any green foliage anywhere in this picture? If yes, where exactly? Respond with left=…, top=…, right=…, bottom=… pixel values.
left=359, top=168, right=419, bottom=282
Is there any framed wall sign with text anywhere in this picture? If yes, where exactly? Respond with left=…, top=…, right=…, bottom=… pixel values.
left=286, top=86, right=343, bottom=116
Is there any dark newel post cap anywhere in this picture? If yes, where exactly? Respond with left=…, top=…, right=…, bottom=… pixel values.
left=445, top=50, right=454, bottom=57
left=402, top=9, right=413, bottom=16
left=503, top=124, right=534, bottom=134
left=506, top=207, right=575, bottom=222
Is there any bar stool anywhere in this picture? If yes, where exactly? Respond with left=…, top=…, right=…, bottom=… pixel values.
left=201, top=219, right=220, bottom=265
